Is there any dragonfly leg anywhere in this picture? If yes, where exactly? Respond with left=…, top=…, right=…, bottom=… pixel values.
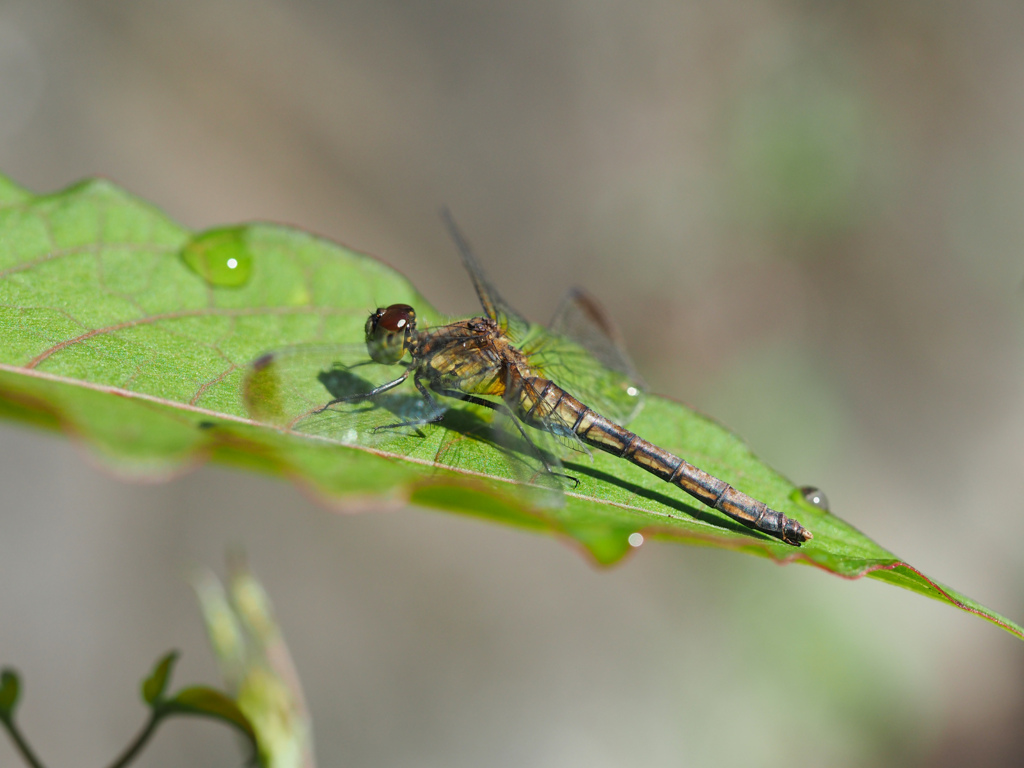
left=312, top=368, right=410, bottom=414
left=432, top=388, right=580, bottom=489
left=370, top=375, right=446, bottom=433
left=329, top=359, right=377, bottom=371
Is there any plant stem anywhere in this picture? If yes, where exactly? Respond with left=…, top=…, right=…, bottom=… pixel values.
left=0, top=716, right=47, bottom=768
left=105, top=709, right=162, bottom=768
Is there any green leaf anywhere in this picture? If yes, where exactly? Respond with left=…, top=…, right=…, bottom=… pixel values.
left=164, top=686, right=257, bottom=743
left=0, top=668, right=21, bottom=720
left=0, top=173, right=1020, bottom=641
left=141, top=651, right=178, bottom=706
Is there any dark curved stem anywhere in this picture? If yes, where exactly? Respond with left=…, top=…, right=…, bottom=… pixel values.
left=0, top=715, right=47, bottom=768
left=105, top=708, right=162, bottom=768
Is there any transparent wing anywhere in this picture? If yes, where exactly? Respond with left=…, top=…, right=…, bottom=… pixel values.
left=549, top=287, right=645, bottom=389
left=524, top=288, right=647, bottom=425
left=439, top=213, right=644, bottom=424
left=242, top=344, right=574, bottom=504
left=485, top=397, right=570, bottom=509
left=441, top=209, right=532, bottom=343
left=243, top=344, right=448, bottom=454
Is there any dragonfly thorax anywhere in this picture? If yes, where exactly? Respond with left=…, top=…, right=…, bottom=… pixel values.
left=365, top=303, right=417, bottom=365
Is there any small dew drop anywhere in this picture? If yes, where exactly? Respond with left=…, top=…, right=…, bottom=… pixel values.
left=626, top=386, right=639, bottom=397
left=799, top=485, right=830, bottom=512
left=628, top=532, right=644, bottom=548
left=181, top=227, right=253, bottom=287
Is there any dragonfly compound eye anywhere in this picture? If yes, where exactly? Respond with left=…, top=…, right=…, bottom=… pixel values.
left=365, top=304, right=415, bottom=364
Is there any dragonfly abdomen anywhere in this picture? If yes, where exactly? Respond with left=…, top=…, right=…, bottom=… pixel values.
left=552, top=391, right=811, bottom=546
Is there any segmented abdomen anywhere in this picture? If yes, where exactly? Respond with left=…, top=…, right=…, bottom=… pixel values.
left=517, top=376, right=810, bottom=546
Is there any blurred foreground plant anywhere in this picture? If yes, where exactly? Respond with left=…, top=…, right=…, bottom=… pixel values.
left=0, top=558, right=309, bottom=768
left=194, top=555, right=315, bottom=768
left=0, top=652, right=257, bottom=768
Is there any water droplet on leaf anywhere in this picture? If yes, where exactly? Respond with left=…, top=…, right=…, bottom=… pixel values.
left=181, top=227, right=253, bottom=287
left=799, top=485, right=830, bottom=511
left=628, top=532, right=644, bottom=548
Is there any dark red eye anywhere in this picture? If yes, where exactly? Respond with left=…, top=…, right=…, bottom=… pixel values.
left=377, top=304, right=415, bottom=332
left=365, top=304, right=416, bottom=365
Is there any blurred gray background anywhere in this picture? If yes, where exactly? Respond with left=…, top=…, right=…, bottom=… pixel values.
left=1, top=1, right=1023, bottom=766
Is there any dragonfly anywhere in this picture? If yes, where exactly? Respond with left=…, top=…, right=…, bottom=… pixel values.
left=245, top=213, right=812, bottom=546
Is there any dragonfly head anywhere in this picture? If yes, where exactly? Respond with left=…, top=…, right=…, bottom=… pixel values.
left=365, top=304, right=416, bottom=364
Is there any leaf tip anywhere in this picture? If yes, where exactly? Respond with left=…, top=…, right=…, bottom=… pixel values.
left=142, top=651, right=180, bottom=705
